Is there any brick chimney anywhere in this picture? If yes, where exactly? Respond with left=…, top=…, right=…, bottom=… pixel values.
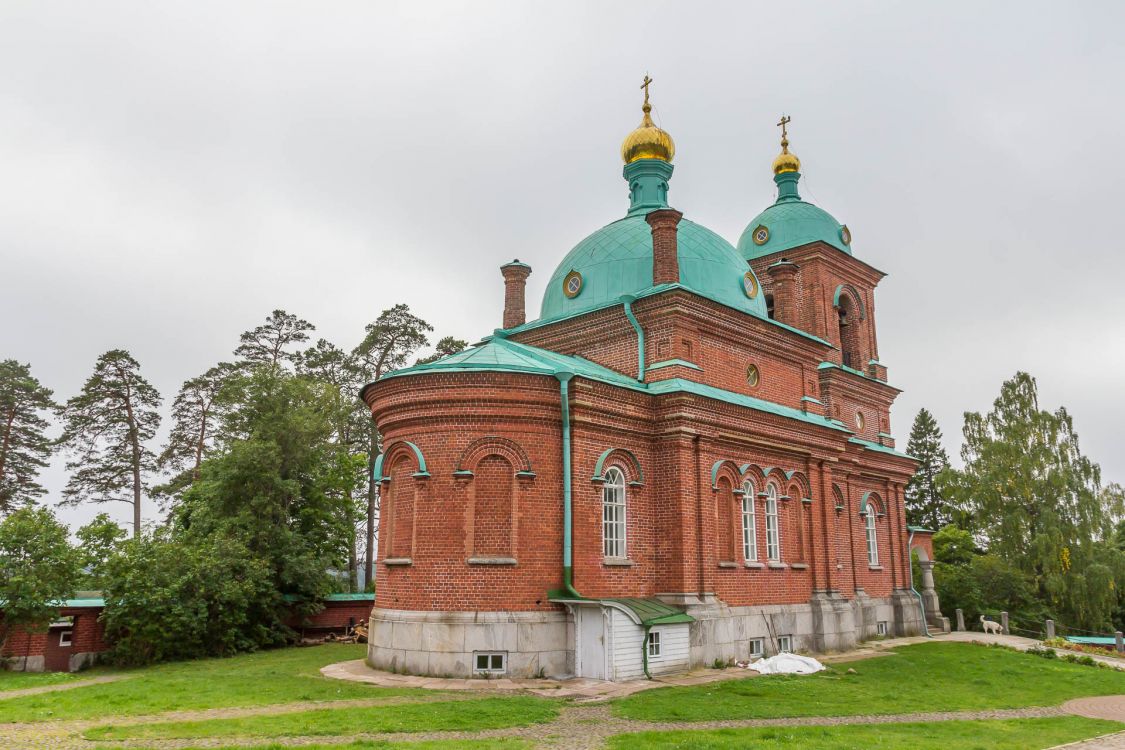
left=500, top=260, right=532, bottom=329
left=646, top=208, right=684, bottom=286
left=765, top=258, right=800, bottom=326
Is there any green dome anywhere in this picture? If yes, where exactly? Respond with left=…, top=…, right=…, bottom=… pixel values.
left=540, top=214, right=767, bottom=320
left=738, top=171, right=851, bottom=261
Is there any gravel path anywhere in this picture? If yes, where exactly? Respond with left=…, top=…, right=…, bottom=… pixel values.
left=0, top=674, right=128, bottom=700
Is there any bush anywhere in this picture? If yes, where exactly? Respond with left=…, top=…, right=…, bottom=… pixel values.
left=101, top=531, right=283, bottom=665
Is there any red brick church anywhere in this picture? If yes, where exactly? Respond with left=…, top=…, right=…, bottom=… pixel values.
left=361, top=84, right=930, bottom=681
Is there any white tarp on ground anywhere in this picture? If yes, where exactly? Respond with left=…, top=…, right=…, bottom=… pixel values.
left=748, top=653, right=826, bottom=675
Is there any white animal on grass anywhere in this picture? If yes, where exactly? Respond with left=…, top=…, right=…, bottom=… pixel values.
left=980, top=615, right=1003, bottom=634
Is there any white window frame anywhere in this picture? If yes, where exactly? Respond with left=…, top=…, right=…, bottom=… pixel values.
left=647, top=630, right=661, bottom=658
left=877, top=621, right=889, bottom=636
left=741, top=480, right=758, bottom=562
left=778, top=634, right=793, bottom=653
left=59, top=630, right=73, bottom=647
left=865, top=502, right=879, bottom=566
left=749, top=638, right=764, bottom=658
left=765, top=484, right=780, bottom=561
left=602, top=467, right=627, bottom=559
left=473, top=651, right=507, bottom=674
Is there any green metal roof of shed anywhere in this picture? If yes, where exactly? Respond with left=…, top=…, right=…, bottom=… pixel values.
left=607, top=598, right=695, bottom=626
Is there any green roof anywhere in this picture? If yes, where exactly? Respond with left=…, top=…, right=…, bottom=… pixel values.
left=380, top=336, right=848, bottom=434
left=848, top=437, right=915, bottom=460
left=607, top=597, right=694, bottom=626
left=540, top=215, right=768, bottom=322
left=62, top=598, right=104, bottom=608
left=323, top=593, right=375, bottom=602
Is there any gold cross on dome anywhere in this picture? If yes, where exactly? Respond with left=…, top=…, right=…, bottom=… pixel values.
left=777, top=114, right=791, bottom=141
left=640, top=74, right=653, bottom=105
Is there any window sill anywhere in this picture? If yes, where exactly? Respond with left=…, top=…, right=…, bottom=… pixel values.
left=718, top=561, right=739, bottom=568
left=791, top=563, right=809, bottom=570
left=383, top=557, right=412, bottom=566
left=767, top=562, right=788, bottom=570
left=745, top=562, right=766, bottom=569
left=603, top=558, right=635, bottom=567
left=868, top=565, right=884, bottom=571
left=468, top=557, right=517, bottom=566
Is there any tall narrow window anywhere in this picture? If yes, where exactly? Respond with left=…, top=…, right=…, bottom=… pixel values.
left=865, top=502, right=879, bottom=566
left=765, top=484, right=780, bottom=561
left=741, top=480, right=758, bottom=561
left=603, top=467, right=627, bottom=559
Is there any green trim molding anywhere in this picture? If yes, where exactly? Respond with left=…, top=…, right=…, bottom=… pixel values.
left=373, top=440, right=429, bottom=482
left=592, top=447, right=645, bottom=485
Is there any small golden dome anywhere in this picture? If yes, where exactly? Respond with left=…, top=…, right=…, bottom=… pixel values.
left=772, top=114, right=800, bottom=175
left=621, top=76, right=675, bottom=164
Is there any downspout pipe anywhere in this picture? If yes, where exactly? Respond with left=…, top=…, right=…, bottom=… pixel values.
left=557, top=371, right=580, bottom=599
left=907, top=530, right=933, bottom=639
left=620, top=295, right=645, bottom=382
left=642, top=623, right=653, bottom=679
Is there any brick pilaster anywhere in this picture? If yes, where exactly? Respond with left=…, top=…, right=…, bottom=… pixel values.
left=646, top=209, right=684, bottom=286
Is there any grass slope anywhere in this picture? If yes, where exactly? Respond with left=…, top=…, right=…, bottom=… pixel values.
left=193, top=742, right=531, bottom=750
left=616, top=642, right=1125, bottom=721
left=607, top=717, right=1121, bottom=749
left=85, top=696, right=558, bottom=740
left=0, top=644, right=420, bottom=722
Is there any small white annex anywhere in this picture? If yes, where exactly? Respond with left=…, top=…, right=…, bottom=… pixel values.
left=558, top=598, right=692, bottom=680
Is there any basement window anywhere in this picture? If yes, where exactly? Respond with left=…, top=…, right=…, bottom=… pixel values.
left=59, top=630, right=73, bottom=647
left=749, top=638, right=764, bottom=658
left=877, top=621, right=889, bottom=637
left=473, top=652, right=507, bottom=675
left=647, top=631, right=661, bottom=658
left=777, top=635, right=793, bottom=653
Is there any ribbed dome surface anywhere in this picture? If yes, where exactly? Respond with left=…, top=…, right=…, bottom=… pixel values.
left=541, top=215, right=767, bottom=320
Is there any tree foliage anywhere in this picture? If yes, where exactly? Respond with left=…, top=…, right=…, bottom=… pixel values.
left=75, top=512, right=126, bottom=589
left=0, top=360, right=57, bottom=513
left=156, top=363, right=234, bottom=503
left=234, top=309, right=314, bottom=369
left=938, top=372, right=1125, bottom=630
left=0, top=507, right=80, bottom=653
left=415, top=336, right=468, bottom=365
left=100, top=530, right=276, bottom=665
left=59, top=350, right=162, bottom=537
left=903, top=408, right=952, bottom=529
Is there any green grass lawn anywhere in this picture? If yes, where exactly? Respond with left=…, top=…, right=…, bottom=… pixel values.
left=0, top=644, right=422, bottom=722
left=84, top=696, right=558, bottom=741
left=615, top=642, right=1125, bottom=721
left=0, top=669, right=77, bottom=692
left=191, top=742, right=532, bottom=750
left=606, top=717, right=1120, bottom=749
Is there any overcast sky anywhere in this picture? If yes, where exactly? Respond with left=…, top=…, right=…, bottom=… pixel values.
left=4, top=1, right=1124, bottom=533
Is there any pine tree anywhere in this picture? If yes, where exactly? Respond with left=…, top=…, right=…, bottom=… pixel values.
left=234, top=309, right=314, bottom=369
left=904, top=407, right=951, bottom=529
left=0, top=360, right=57, bottom=513
left=157, top=363, right=234, bottom=500
left=353, top=304, right=432, bottom=588
left=415, top=336, right=469, bottom=365
left=59, top=350, right=161, bottom=537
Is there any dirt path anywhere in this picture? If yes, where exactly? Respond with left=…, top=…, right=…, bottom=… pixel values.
left=3, top=697, right=1121, bottom=750
left=0, top=674, right=128, bottom=701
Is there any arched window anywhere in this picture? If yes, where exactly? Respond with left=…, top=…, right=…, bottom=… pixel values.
left=765, top=484, right=780, bottom=561
left=741, top=480, right=758, bottom=562
left=602, top=467, right=627, bottom=559
left=865, top=502, right=878, bottom=566
left=837, top=295, right=862, bottom=369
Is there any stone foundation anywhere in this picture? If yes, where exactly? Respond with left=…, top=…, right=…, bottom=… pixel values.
left=367, top=608, right=573, bottom=678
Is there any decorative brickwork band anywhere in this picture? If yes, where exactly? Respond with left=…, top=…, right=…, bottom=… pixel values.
left=766, top=259, right=800, bottom=326
left=645, top=208, right=683, bottom=286
left=500, top=260, right=532, bottom=329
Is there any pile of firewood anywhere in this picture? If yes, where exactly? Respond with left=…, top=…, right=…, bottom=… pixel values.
left=326, top=623, right=368, bottom=644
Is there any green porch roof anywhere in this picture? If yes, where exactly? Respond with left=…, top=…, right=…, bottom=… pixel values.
left=848, top=437, right=915, bottom=460
left=608, top=597, right=694, bottom=626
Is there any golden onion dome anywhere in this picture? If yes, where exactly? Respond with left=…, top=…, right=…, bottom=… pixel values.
left=621, top=77, right=675, bottom=164
left=772, top=114, right=800, bottom=175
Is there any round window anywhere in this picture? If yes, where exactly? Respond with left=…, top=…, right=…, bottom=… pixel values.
left=752, top=224, right=770, bottom=245
left=746, top=364, right=760, bottom=388
left=563, top=270, right=583, bottom=299
left=840, top=225, right=852, bottom=245
left=742, top=272, right=759, bottom=299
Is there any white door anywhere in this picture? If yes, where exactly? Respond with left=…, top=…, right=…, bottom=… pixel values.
left=576, top=606, right=607, bottom=679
